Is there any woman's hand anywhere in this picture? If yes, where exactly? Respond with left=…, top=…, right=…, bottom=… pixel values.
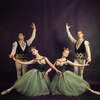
left=84, top=63, right=89, bottom=67
left=44, top=72, right=48, bottom=78
left=56, top=70, right=62, bottom=75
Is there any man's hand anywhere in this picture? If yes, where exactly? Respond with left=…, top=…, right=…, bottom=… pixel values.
left=31, top=23, right=36, bottom=29
left=87, top=57, right=91, bottom=63
left=66, top=23, right=71, bottom=30
left=9, top=55, right=13, bottom=59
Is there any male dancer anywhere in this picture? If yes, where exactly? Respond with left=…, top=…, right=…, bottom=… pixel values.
left=9, top=23, right=36, bottom=79
left=66, top=23, right=91, bottom=79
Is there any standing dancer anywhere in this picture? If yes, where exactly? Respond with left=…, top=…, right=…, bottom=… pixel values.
left=66, top=23, right=91, bottom=79
left=9, top=23, right=36, bottom=79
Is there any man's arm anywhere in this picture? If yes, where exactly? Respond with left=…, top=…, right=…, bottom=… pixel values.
left=9, top=42, right=17, bottom=58
left=84, top=40, right=91, bottom=63
left=27, top=23, right=36, bottom=46
left=66, top=23, right=76, bottom=44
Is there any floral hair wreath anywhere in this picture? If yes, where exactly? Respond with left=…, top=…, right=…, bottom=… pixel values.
left=29, top=46, right=36, bottom=52
left=63, top=47, right=72, bottom=53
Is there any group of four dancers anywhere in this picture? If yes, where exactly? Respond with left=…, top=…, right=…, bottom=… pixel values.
left=1, top=23, right=100, bottom=96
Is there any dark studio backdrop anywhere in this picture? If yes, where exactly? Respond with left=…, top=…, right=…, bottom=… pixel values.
left=0, top=0, right=100, bottom=88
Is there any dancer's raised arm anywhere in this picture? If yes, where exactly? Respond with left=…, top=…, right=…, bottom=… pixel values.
left=66, top=23, right=76, bottom=44
left=27, top=23, right=36, bottom=46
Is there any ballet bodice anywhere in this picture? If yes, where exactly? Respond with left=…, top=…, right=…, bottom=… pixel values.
left=35, top=57, right=46, bottom=72
left=55, top=59, right=68, bottom=73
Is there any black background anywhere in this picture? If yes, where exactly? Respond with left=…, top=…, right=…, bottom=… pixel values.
left=0, top=0, right=100, bottom=99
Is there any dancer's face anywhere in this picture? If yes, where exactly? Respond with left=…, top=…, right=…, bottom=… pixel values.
left=18, top=33, right=25, bottom=40
left=62, top=50, right=69, bottom=58
left=31, top=48, right=38, bottom=55
left=76, top=31, right=84, bottom=39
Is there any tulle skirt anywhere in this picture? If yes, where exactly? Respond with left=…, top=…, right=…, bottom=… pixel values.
left=50, top=70, right=90, bottom=96
left=14, top=69, right=50, bottom=96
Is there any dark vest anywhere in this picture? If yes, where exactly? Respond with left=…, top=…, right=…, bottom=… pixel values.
left=75, top=40, right=86, bottom=53
left=16, top=41, right=28, bottom=55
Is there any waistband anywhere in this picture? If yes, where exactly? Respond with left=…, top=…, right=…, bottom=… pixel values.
left=15, top=54, right=27, bottom=59
left=75, top=53, right=86, bottom=59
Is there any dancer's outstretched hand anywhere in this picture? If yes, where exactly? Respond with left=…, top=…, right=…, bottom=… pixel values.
left=66, top=23, right=71, bottom=30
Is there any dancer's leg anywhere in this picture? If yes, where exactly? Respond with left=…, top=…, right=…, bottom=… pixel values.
left=81, top=84, right=100, bottom=95
left=15, top=61, right=21, bottom=79
left=87, top=86, right=100, bottom=95
left=22, top=59, right=27, bottom=75
left=1, top=86, right=14, bottom=95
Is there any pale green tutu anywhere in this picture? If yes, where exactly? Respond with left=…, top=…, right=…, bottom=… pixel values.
left=50, top=70, right=90, bottom=96
left=14, top=69, right=50, bottom=96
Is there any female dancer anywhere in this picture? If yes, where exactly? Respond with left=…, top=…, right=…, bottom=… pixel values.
left=1, top=47, right=61, bottom=96
left=44, top=47, right=100, bottom=96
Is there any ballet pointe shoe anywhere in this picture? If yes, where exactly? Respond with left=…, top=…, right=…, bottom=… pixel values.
left=1, top=89, right=11, bottom=95
left=91, top=90, right=100, bottom=95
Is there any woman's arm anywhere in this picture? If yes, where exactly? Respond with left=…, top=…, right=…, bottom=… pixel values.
left=67, top=60, right=89, bottom=67
left=13, top=57, right=35, bottom=65
left=44, top=68, right=52, bottom=78
left=44, top=57, right=62, bottom=74
left=46, top=68, right=52, bottom=73
left=44, top=61, right=57, bottom=77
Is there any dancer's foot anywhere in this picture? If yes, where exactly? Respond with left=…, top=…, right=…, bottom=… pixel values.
left=91, top=90, right=100, bottom=95
left=1, top=89, right=11, bottom=95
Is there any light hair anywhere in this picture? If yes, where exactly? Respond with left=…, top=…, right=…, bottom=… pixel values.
left=63, top=47, right=71, bottom=53
left=30, top=46, right=36, bottom=50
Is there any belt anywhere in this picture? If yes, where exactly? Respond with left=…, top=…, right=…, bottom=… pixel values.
left=75, top=53, right=86, bottom=59
left=15, top=54, right=27, bottom=59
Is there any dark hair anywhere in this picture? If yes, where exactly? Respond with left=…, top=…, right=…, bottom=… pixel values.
left=76, top=30, right=84, bottom=34
left=18, top=32, right=25, bottom=36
